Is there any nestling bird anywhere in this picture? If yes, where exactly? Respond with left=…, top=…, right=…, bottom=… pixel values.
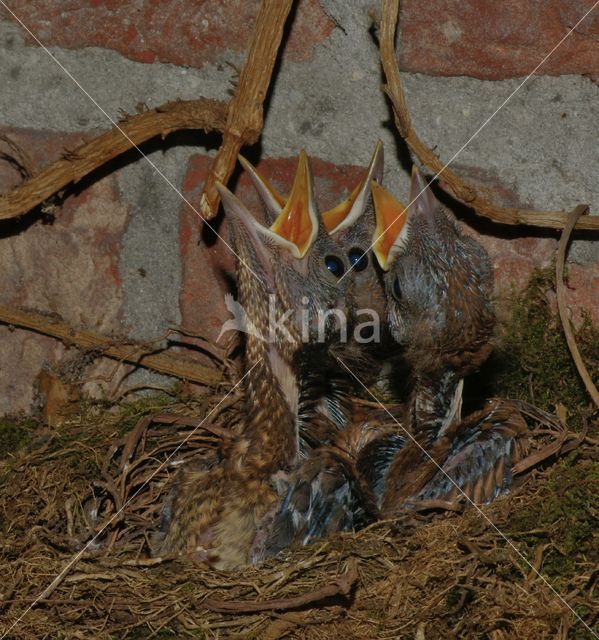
left=155, top=152, right=353, bottom=569
left=259, top=420, right=394, bottom=558
left=226, top=144, right=399, bottom=559
left=239, top=143, right=388, bottom=444
left=368, top=166, right=528, bottom=517
left=371, top=166, right=495, bottom=446
left=253, top=145, right=400, bottom=555
left=319, top=140, right=394, bottom=426
left=321, top=140, right=387, bottom=325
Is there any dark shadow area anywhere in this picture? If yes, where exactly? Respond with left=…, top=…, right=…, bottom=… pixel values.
left=200, top=202, right=225, bottom=248
left=461, top=351, right=507, bottom=416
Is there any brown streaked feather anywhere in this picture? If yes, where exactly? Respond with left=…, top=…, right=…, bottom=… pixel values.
left=380, top=399, right=529, bottom=517
left=156, top=155, right=354, bottom=568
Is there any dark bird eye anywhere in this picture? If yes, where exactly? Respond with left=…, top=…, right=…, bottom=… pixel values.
left=348, top=247, right=368, bottom=272
left=392, top=277, right=402, bottom=299
left=325, top=255, right=345, bottom=278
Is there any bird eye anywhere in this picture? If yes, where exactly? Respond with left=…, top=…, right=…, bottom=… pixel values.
left=392, top=277, right=401, bottom=299
left=325, top=255, right=345, bottom=278
left=348, top=247, right=368, bottom=272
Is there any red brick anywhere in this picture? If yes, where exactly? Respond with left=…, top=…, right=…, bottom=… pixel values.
left=235, top=154, right=365, bottom=217
left=179, top=154, right=232, bottom=348
left=0, top=128, right=128, bottom=413
left=562, top=262, right=599, bottom=326
left=400, top=0, right=599, bottom=79
left=445, top=164, right=598, bottom=327
left=5, top=0, right=333, bottom=68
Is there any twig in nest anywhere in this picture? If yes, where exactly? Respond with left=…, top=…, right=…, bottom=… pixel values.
left=555, top=205, right=599, bottom=408
left=117, top=412, right=232, bottom=474
left=510, top=399, right=566, bottom=432
left=405, top=498, right=466, bottom=513
left=202, top=558, right=358, bottom=612
left=457, top=537, right=505, bottom=567
left=167, top=325, right=231, bottom=363
left=511, top=428, right=583, bottom=475
left=0, top=304, right=223, bottom=387
left=378, top=0, right=599, bottom=230
left=506, top=397, right=586, bottom=473
left=199, top=0, right=295, bottom=218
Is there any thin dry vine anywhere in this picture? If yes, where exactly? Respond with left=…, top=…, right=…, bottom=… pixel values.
left=0, top=304, right=224, bottom=387
left=0, top=99, right=228, bottom=220
left=555, top=206, right=599, bottom=407
left=0, top=0, right=293, bottom=222
left=379, top=0, right=599, bottom=230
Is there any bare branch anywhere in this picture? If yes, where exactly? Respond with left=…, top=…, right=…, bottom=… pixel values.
left=0, top=304, right=224, bottom=387
left=199, top=0, right=295, bottom=218
left=0, top=99, right=228, bottom=220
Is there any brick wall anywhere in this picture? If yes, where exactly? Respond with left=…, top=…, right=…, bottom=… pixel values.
left=0, top=0, right=597, bottom=414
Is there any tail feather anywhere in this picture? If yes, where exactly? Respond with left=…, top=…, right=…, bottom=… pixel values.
left=410, top=400, right=527, bottom=506
left=366, top=399, right=529, bottom=516
left=262, top=449, right=375, bottom=558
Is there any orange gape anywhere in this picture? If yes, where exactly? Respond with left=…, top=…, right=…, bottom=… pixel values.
left=321, top=178, right=365, bottom=232
left=321, top=140, right=384, bottom=234
left=272, top=199, right=312, bottom=254
left=370, top=180, right=408, bottom=270
left=241, top=141, right=384, bottom=254
left=249, top=163, right=286, bottom=208
left=270, top=168, right=313, bottom=255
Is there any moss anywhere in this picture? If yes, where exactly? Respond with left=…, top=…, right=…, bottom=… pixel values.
left=114, top=388, right=183, bottom=436
left=507, top=457, right=599, bottom=584
left=570, top=607, right=598, bottom=640
left=0, top=417, right=37, bottom=458
left=488, top=269, right=599, bottom=433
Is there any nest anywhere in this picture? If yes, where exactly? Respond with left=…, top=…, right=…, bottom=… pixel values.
left=1, top=383, right=597, bottom=640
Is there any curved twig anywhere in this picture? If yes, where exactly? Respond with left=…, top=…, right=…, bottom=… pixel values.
left=379, top=0, right=599, bottom=230
left=199, top=0, right=295, bottom=218
left=555, top=206, right=599, bottom=408
left=0, top=99, right=228, bottom=220
left=202, top=559, right=358, bottom=612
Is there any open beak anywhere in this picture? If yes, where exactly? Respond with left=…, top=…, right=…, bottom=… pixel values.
left=238, top=151, right=318, bottom=258
left=238, top=154, right=286, bottom=221
left=216, top=180, right=276, bottom=288
left=322, top=140, right=384, bottom=234
left=254, top=150, right=318, bottom=258
left=370, top=180, right=409, bottom=271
